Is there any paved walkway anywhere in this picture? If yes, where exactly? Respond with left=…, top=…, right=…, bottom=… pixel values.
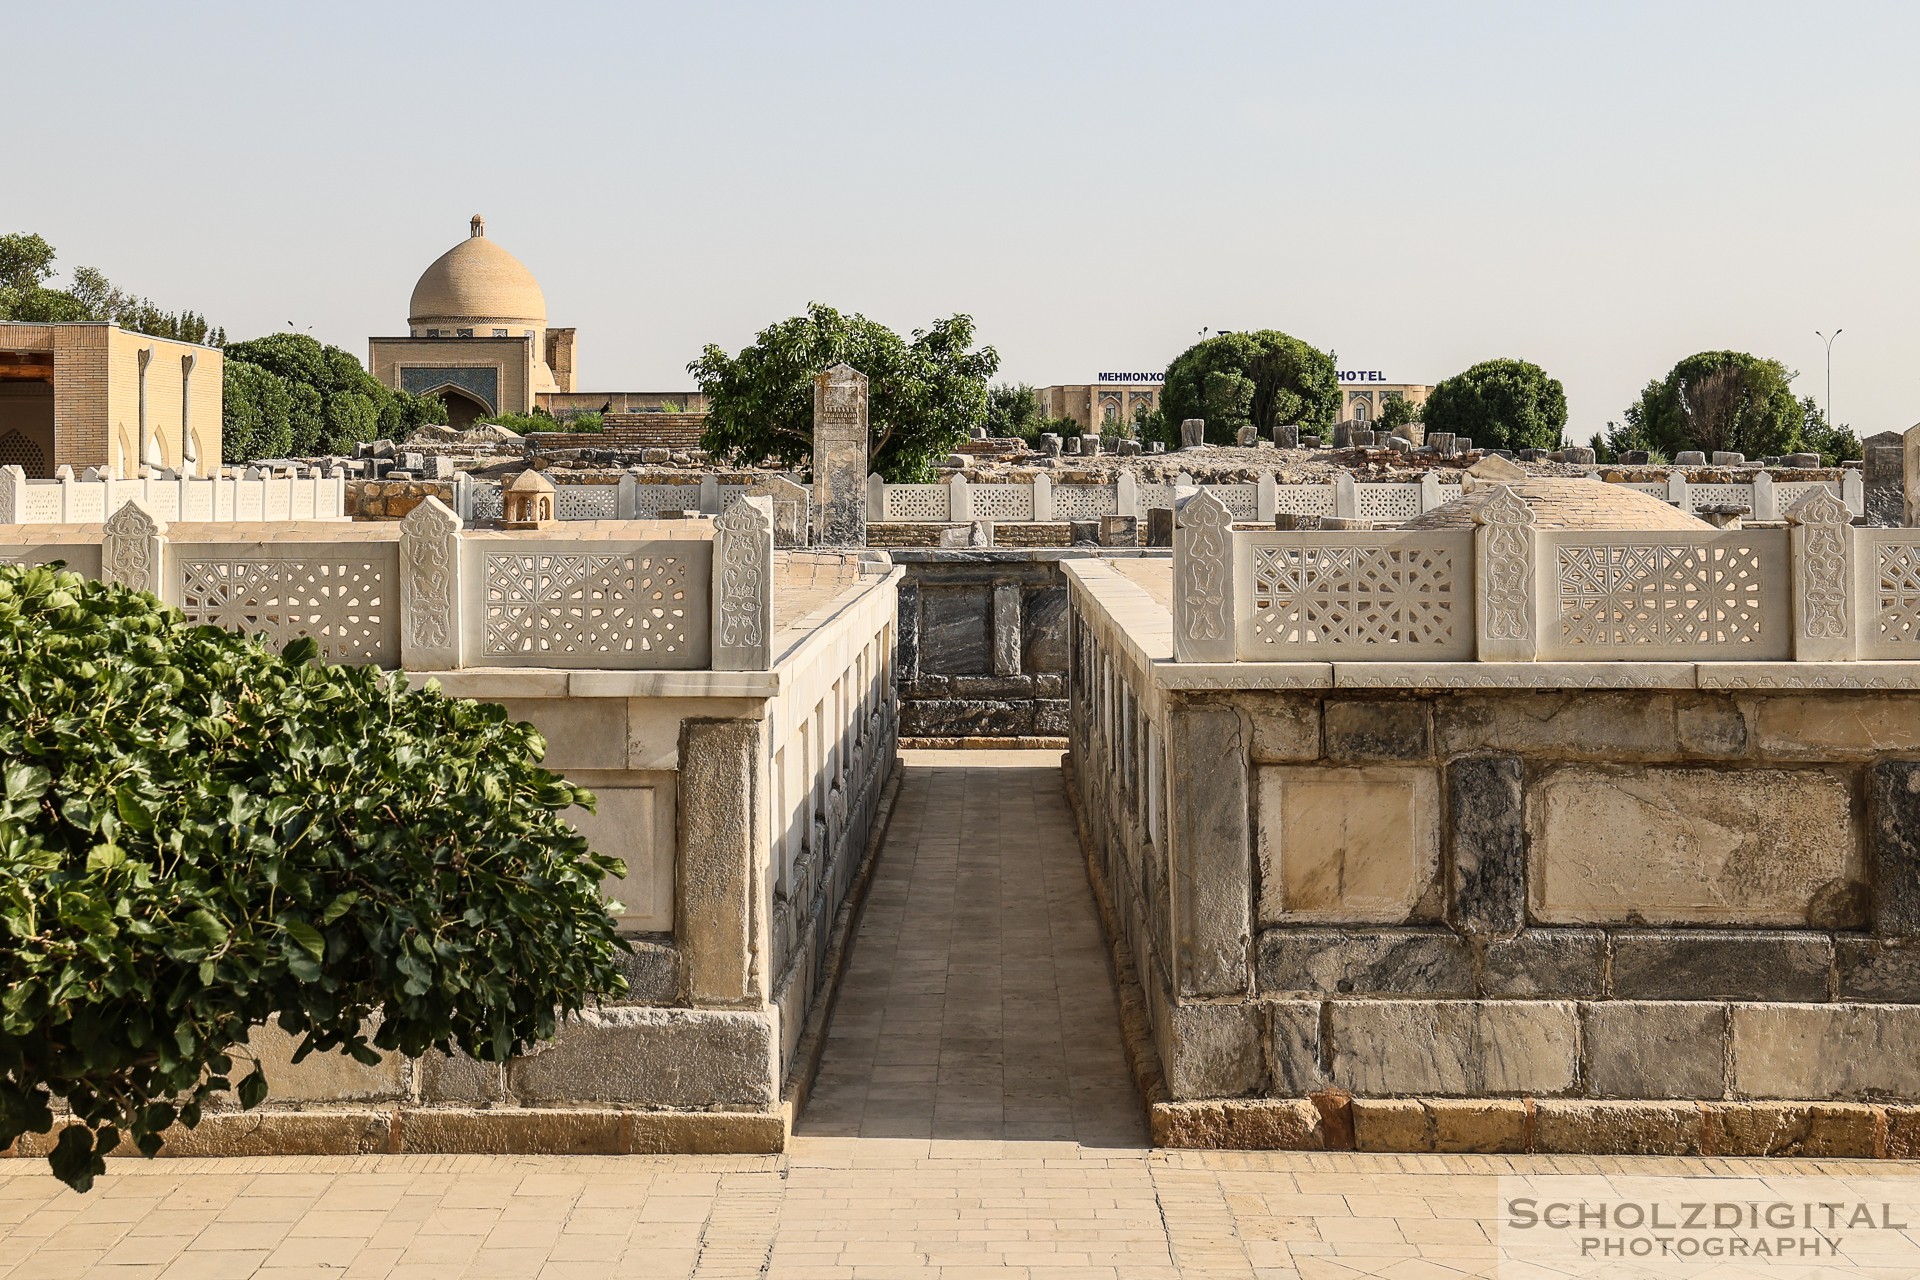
left=5, top=751, right=1920, bottom=1278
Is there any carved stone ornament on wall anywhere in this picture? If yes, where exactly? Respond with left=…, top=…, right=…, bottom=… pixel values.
left=1176, top=489, right=1233, bottom=648
left=102, top=500, right=164, bottom=595
left=715, top=497, right=771, bottom=651
left=400, top=496, right=462, bottom=653
left=1786, top=486, right=1853, bottom=643
left=1474, top=484, right=1537, bottom=644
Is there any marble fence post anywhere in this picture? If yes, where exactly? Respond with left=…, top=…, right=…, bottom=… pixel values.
left=1906, top=424, right=1920, bottom=527
left=713, top=496, right=775, bottom=671
left=102, top=499, right=167, bottom=597
left=399, top=496, right=464, bottom=670
left=813, top=364, right=870, bottom=546
left=1786, top=486, right=1856, bottom=662
left=1471, top=485, right=1538, bottom=662
left=1173, top=489, right=1236, bottom=663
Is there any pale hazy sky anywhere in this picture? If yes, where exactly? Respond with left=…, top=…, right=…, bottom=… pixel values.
left=10, top=1, right=1917, bottom=437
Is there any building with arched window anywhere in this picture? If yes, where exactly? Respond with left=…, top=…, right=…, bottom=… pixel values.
left=1338, top=371, right=1433, bottom=426
left=368, top=216, right=577, bottom=429
left=0, top=323, right=223, bottom=478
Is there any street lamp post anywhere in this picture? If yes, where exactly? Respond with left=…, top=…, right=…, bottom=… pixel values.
left=1815, top=329, right=1843, bottom=429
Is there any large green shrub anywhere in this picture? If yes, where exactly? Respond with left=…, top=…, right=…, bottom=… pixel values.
left=1612, top=351, right=1802, bottom=460
left=1155, top=331, right=1339, bottom=448
left=220, top=334, right=446, bottom=462
left=0, top=565, right=629, bottom=1190
left=1421, top=358, right=1567, bottom=453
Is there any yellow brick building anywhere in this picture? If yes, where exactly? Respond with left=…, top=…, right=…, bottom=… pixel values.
left=0, top=323, right=223, bottom=479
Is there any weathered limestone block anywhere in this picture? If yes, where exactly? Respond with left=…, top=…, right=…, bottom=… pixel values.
left=1478, top=930, right=1606, bottom=997
left=1247, top=696, right=1321, bottom=762
left=1022, top=585, right=1069, bottom=671
left=812, top=363, right=868, bottom=546
left=1265, top=1000, right=1327, bottom=1094
left=1532, top=1101, right=1704, bottom=1155
left=678, top=718, right=764, bottom=1003
left=1610, top=931, right=1832, bottom=1000
left=1529, top=766, right=1860, bottom=926
left=991, top=583, right=1022, bottom=676
left=400, top=1109, right=629, bottom=1156
left=1351, top=1099, right=1529, bottom=1153
left=1835, top=938, right=1920, bottom=1001
left=1256, top=765, right=1440, bottom=924
left=1756, top=695, right=1920, bottom=758
left=239, top=1021, right=407, bottom=1103
left=919, top=585, right=992, bottom=674
left=1675, top=697, right=1750, bottom=757
left=1703, top=1102, right=1881, bottom=1157
left=1152, top=1099, right=1326, bottom=1149
left=1731, top=1003, right=1920, bottom=1099
left=1436, top=693, right=1678, bottom=760
left=1869, top=760, right=1920, bottom=938
left=507, top=1007, right=776, bottom=1109
left=1256, top=928, right=1472, bottom=996
left=494, top=697, right=628, bottom=770
left=1447, top=755, right=1525, bottom=936
left=1327, top=1000, right=1580, bottom=1095
left=1323, top=699, right=1431, bottom=761
left=1583, top=1001, right=1727, bottom=1098
left=1169, top=706, right=1253, bottom=996
left=418, top=1051, right=507, bottom=1105
left=1160, top=1000, right=1268, bottom=1099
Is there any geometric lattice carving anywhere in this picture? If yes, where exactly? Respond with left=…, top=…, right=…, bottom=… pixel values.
left=554, top=485, right=618, bottom=520
left=1054, top=485, right=1118, bottom=519
left=483, top=550, right=693, bottom=658
left=1555, top=541, right=1768, bottom=647
left=1685, top=483, right=1754, bottom=512
left=1247, top=541, right=1461, bottom=651
left=178, top=554, right=396, bottom=664
left=0, top=430, right=46, bottom=476
left=630, top=485, right=702, bottom=518
left=1210, top=485, right=1258, bottom=519
left=471, top=484, right=504, bottom=520
left=1271, top=485, right=1336, bottom=516
left=883, top=485, right=949, bottom=521
left=1875, top=541, right=1920, bottom=649
left=969, top=485, right=1034, bottom=520
left=1356, top=484, right=1422, bottom=521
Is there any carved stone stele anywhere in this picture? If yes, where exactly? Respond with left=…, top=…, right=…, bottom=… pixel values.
left=1173, top=489, right=1236, bottom=663
left=102, top=500, right=166, bottom=596
left=713, top=495, right=774, bottom=672
left=1786, top=486, right=1855, bottom=662
left=400, top=496, right=464, bottom=670
left=1472, top=484, right=1537, bottom=663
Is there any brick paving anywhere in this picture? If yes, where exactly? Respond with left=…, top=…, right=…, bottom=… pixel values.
left=4, top=751, right=1920, bottom=1278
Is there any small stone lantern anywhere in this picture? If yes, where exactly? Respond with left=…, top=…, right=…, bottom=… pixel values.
left=501, top=470, right=556, bottom=527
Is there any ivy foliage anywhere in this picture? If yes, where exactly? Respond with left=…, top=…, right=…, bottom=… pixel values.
left=1155, top=331, right=1339, bottom=448
left=1421, top=358, right=1568, bottom=453
left=0, top=565, right=630, bottom=1191
left=689, top=302, right=999, bottom=482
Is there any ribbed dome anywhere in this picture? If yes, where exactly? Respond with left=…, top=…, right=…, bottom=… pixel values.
left=408, top=216, right=546, bottom=326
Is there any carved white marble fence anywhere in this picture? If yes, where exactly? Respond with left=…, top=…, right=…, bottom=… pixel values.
left=864, top=470, right=1860, bottom=525
left=1172, top=485, right=1911, bottom=665
left=0, top=463, right=348, bottom=525
left=0, top=496, right=777, bottom=673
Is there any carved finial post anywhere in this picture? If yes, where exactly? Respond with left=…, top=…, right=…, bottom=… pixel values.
left=102, top=499, right=167, bottom=597
left=1471, top=484, right=1538, bottom=662
left=400, top=496, right=464, bottom=671
left=713, top=496, right=775, bottom=671
left=1786, top=487, right=1856, bottom=662
left=1173, top=489, right=1237, bottom=663
left=0, top=464, right=23, bottom=524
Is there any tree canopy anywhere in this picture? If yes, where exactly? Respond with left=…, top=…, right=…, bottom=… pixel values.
left=0, top=564, right=629, bottom=1190
left=221, top=334, right=445, bottom=462
left=1613, top=351, right=1803, bottom=459
left=984, top=383, right=1045, bottom=442
left=0, top=232, right=223, bottom=345
left=1155, top=331, right=1339, bottom=447
left=689, top=303, right=1000, bottom=482
left=1420, top=359, right=1567, bottom=453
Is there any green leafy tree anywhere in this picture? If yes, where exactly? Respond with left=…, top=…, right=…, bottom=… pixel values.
left=220, top=361, right=295, bottom=463
left=1618, top=351, right=1802, bottom=459
left=1420, top=359, right=1566, bottom=453
left=1798, top=395, right=1861, bottom=467
left=288, top=384, right=326, bottom=457
left=221, top=334, right=444, bottom=460
left=984, top=383, right=1044, bottom=442
left=689, top=303, right=999, bottom=482
left=1155, top=331, right=1339, bottom=448
left=0, top=564, right=630, bottom=1191
left=1376, top=396, right=1424, bottom=435
left=0, top=234, right=223, bottom=343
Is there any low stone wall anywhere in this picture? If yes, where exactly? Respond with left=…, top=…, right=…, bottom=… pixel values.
left=345, top=478, right=453, bottom=520
left=1065, top=557, right=1920, bottom=1154
left=892, top=549, right=1168, bottom=741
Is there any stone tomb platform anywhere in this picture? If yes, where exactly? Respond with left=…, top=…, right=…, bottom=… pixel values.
left=1064, top=556, right=1920, bottom=1156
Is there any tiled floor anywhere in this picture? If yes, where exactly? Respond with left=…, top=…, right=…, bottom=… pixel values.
left=6, top=751, right=1920, bottom=1278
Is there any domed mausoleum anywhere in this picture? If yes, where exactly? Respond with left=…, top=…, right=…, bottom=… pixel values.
left=369, top=216, right=576, bottom=429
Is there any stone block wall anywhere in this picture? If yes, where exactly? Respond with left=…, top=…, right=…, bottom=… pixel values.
left=1066, top=567, right=1920, bottom=1152
left=346, top=478, right=454, bottom=520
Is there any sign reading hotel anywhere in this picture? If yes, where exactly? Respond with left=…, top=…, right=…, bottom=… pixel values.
left=1097, top=371, right=1162, bottom=383
left=1338, top=370, right=1390, bottom=382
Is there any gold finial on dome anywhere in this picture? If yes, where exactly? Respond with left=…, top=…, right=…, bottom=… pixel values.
left=470, top=214, right=485, bottom=238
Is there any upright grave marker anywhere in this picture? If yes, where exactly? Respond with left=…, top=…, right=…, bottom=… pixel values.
left=813, top=363, right=869, bottom=546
